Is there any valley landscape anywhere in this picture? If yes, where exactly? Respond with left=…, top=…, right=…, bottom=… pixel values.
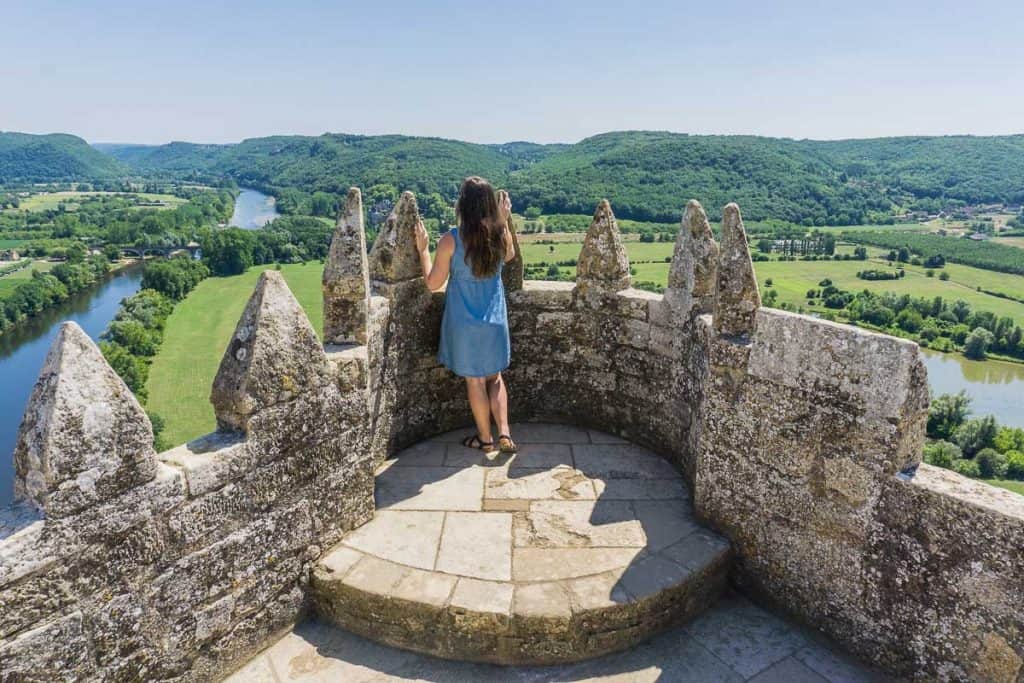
left=3, top=2, right=1024, bottom=680
left=2, top=129, right=1024, bottom=500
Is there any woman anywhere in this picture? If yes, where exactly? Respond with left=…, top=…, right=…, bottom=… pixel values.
left=414, top=176, right=517, bottom=454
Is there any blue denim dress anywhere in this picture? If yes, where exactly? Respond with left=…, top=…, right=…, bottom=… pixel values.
left=438, top=229, right=511, bottom=378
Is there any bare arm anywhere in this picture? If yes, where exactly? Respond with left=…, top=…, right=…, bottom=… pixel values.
left=497, top=190, right=516, bottom=263
left=503, top=225, right=516, bottom=263
left=414, top=220, right=454, bottom=292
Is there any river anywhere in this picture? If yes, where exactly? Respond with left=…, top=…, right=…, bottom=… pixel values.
left=229, top=188, right=280, bottom=229
left=0, top=264, right=144, bottom=503
left=921, top=350, right=1024, bottom=429
left=0, top=188, right=280, bottom=505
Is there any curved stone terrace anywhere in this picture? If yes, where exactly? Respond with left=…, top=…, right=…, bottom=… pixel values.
left=310, top=423, right=731, bottom=665
left=242, top=422, right=892, bottom=682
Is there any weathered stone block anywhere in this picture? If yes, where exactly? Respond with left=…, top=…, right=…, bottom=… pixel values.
left=575, top=200, right=630, bottom=292
left=323, top=187, right=371, bottom=345
left=665, top=200, right=719, bottom=317
left=713, top=203, right=760, bottom=339
left=211, top=271, right=330, bottom=433
left=13, top=321, right=157, bottom=516
left=368, top=191, right=422, bottom=285
left=0, top=610, right=95, bottom=681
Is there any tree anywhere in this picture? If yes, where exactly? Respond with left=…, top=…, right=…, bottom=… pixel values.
left=897, top=246, right=911, bottom=262
left=953, top=458, right=981, bottom=478
left=310, top=191, right=337, bottom=217
left=927, top=391, right=971, bottom=440
left=994, top=427, right=1024, bottom=454
left=954, top=416, right=999, bottom=457
left=923, top=440, right=960, bottom=469
left=938, top=271, right=950, bottom=281
left=203, top=228, right=255, bottom=276
left=757, top=238, right=774, bottom=254
left=853, top=246, right=868, bottom=260
left=895, top=308, right=923, bottom=333
left=963, top=327, right=994, bottom=360
left=100, top=341, right=149, bottom=399
left=975, top=448, right=1007, bottom=479
left=1006, top=450, right=1024, bottom=480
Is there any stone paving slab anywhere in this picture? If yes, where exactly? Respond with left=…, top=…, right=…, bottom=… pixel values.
left=228, top=593, right=896, bottom=683
left=309, top=424, right=735, bottom=665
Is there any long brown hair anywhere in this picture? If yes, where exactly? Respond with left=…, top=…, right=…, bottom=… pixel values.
left=455, top=176, right=504, bottom=278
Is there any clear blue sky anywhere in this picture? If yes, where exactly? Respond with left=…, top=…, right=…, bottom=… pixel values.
left=2, top=0, right=1022, bottom=144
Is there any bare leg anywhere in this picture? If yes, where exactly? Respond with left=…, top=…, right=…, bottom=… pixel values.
left=486, top=372, right=511, bottom=438
left=465, top=377, right=493, bottom=444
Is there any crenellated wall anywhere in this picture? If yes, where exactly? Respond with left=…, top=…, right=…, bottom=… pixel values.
left=1, top=269, right=375, bottom=681
left=1, top=187, right=1022, bottom=682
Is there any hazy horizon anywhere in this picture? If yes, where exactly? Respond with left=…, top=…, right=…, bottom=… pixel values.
left=3, top=0, right=1023, bottom=145
left=74, top=127, right=1024, bottom=148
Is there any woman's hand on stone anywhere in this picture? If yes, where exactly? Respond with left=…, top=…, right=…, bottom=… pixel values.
left=414, top=219, right=429, bottom=252
left=498, top=190, right=512, bottom=220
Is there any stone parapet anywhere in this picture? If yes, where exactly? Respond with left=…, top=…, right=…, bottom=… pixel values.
left=3, top=190, right=1021, bottom=681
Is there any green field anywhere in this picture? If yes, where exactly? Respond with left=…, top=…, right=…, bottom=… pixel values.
left=990, top=479, right=1024, bottom=495
left=145, top=263, right=324, bottom=447
left=0, top=239, right=26, bottom=249
left=520, top=241, right=674, bottom=265
left=1, top=260, right=57, bottom=280
left=0, top=260, right=58, bottom=299
left=994, top=236, right=1024, bottom=250
left=4, top=191, right=187, bottom=213
left=520, top=239, right=1024, bottom=326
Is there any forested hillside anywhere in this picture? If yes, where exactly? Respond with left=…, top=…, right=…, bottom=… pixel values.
left=0, top=132, right=127, bottom=182
left=90, top=130, right=1024, bottom=225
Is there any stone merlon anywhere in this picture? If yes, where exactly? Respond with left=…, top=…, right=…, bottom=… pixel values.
left=665, top=199, right=719, bottom=317
left=575, top=199, right=630, bottom=292
left=368, top=191, right=423, bottom=286
left=210, top=270, right=330, bottom=432
left=713, top=202, right=760, bottom=339
left=13, top=321, right=156, bottom=516
left=323, top=187, right=371, bottom=345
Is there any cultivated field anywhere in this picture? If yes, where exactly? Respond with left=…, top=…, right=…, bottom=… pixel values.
left=3, top=191, right=187, bottom=213
left=520, top=239, right=1024, bottom=325
left=0, top=260, right=58, bottom=299
left=145, top=263, right=323, bottom=446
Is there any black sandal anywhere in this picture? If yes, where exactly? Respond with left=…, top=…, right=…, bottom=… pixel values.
left=498, top=435, right=518, bottom=454
left=461, top=434, right=495, bottom=451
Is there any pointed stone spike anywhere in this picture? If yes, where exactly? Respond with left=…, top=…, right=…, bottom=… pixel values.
left=576, top=199, right=630, bottom=290
left=323, top=187, right=371, bottom=344
left=714, top=203, right=761, bottom=338
left=368, top=191, right=423, bottom=285
left=665, top=200, right=720, bottom=316
left=211, top=270, right=329, bottom=432
left=14, top=321, right=157, bottom=516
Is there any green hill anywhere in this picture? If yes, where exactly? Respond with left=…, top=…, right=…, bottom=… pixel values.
left=94, top=130, right=1024, bottom=225
left=0, top=132, right=127, bottom=182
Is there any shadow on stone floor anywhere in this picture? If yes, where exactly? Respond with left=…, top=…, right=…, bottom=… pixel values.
left=378, top=426, right=709, bottom=610
left=238, top=592, right=894, bottom=682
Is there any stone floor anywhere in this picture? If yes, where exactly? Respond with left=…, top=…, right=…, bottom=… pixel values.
left=228, top=423, right=895, bottom=680
left=308, top=424, right=733, bottom=664
left=330, top=422, right=718, bottom=586
left=229, top=592, right=894, bottom=682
